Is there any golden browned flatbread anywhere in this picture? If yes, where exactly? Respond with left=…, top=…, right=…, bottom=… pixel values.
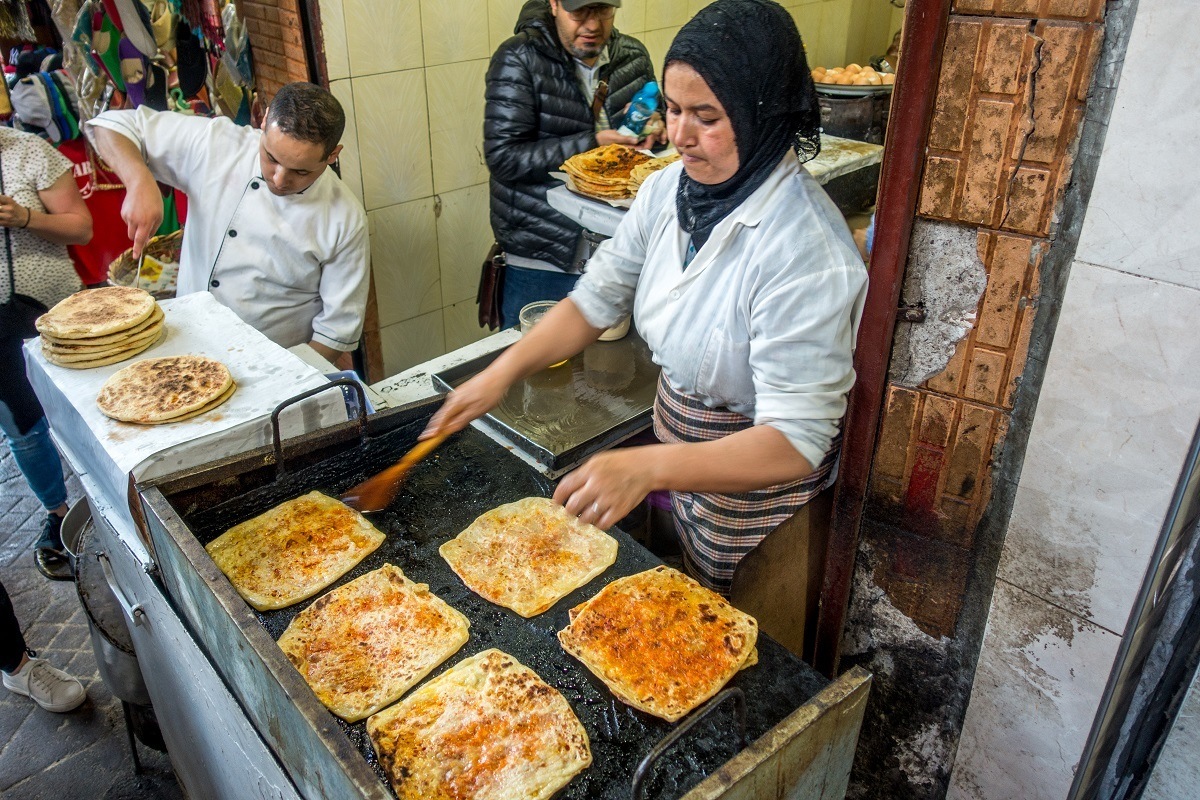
left=36, top=287, right=156, bottom=338
left=629, top=153, right=681, bottom=193
left=278, top=564, right=469, bottom=722
left=205, top=491, right=386, bottom=611
left=139, top=380, right=235, bottom=423
left=43, top=329, right=165, bottom=370
left=440, top=497, right=617, bottom=618
left=41, top=323, right=164, bottom=359
left=41, top=306, right=165, bottom=348
left=561, top=144, right=652, bottom=200
left=95, top=355, right=231, bottom=422
left=367, top=649, right=591, bottom=800
left=558, top=565, right=758, bottom=722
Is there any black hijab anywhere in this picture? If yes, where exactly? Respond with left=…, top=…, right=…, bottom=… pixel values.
left=665, top=0, right=820, bottom=249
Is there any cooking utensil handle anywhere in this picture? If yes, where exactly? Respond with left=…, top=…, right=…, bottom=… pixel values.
left=270, top=377, right=369, bottom=477
left=630, top=687, right=747, bottom=800
left=97, top=552, right=146, bottom=627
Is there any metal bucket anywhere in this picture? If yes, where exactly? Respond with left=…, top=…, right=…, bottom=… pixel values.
left=73, top=513, right=153, bottom=707
left=59, top=498, right=91, bottom=575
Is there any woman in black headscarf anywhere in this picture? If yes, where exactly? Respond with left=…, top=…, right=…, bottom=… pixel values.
left=427, top=0, right=867, bottom=594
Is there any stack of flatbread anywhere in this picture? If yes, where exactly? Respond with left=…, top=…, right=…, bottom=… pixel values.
left=558, top=565, right=759, bottom=722
left=205, top=491, right=385, bottom=611
left=367, top=649, right=592, bottom=800
left=440, top=497, right=618, bottom=618
left=37, top=287, right=165, bottom=369
left=561, top=144, right=652, bottom=200
left=278, top=564, right=469, bottom=722
left=96, top=355, right=235, bottom=424
left=628, top=152, right=681, bottom=195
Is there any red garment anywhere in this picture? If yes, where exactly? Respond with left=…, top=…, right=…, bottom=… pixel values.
left=56, top=138, right=187, bottom=285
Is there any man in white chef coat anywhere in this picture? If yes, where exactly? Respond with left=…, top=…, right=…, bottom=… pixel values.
left=86, top=83, right=369, bottom=364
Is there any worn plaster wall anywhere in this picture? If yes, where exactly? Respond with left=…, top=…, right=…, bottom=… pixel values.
left=841, top=0, right=1108, bottom=796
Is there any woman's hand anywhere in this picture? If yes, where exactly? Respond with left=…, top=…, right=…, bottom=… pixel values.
left=0, top=195, right=30, bottom=229
left=421, top=370, right=513, bottom=440
left=553, top=447, right=658, bottom=530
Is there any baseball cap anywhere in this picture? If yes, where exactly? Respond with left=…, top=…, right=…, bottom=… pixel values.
left=559, top=0, right=621, bottom=11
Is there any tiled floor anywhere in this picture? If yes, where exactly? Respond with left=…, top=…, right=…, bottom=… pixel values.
left=0, top=448, right=182, bottom=799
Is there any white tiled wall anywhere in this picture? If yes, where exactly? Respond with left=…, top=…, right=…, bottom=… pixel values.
left=948, top=1, right=1200, bottom=797
left=318, top=0, right=896, bottom=378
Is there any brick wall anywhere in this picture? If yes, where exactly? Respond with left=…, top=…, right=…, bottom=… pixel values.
left=240, top=0, right=310, bottom=103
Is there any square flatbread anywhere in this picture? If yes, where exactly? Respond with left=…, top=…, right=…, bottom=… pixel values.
left=278, top=564, right=469, bottom=722
left=205, top=491, right=385, bottom=611
left=440, top=497, right=618, bottom=617
left=367, top=649, right=591, bottom=800
left=558, top=565, right=758, bottom=722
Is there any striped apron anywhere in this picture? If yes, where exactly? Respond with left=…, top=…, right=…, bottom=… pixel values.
left=652, top=375, right=839, bottom=595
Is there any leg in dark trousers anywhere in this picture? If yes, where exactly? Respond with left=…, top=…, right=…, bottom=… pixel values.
left=0, top=579, right=29, bottom=673
left=0, top=579, right=86, bottom=712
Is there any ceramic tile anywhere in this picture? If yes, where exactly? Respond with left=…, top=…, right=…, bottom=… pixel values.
left=436, top=184, right=493, bottom=306
left=1075, top=0, right=1199, bottom=290
left=369, top=198, right=442, bottom=327
left=317, top=0, right=350, bottom=81
left=380, top=310, right=446, bottom=377
left=352, top=70, right=433, bottom=210
left=444, top=298, right=492, bottom=351
left=686, top=0, right=715, bottom=19
left=427, top=60, right=490, bottom=194
left=946, top=580, right=1120, bottom=800
left=488, top=0, right=526, bottom=52
left=619, top=0, right=647, bottom=35
left=645, top=0, right=689, bottom=30
left=641, top=28, right=677, bottom=81
left=327, top=79, right=364, bottom=204
left=421, top=0, right=491, bottom=66
left=345, top=0, right=424, bottom=75
left=996, top=262, right=1200, bottom=633
left=816, top=0, right=853, bottom=68
left=790, top=6, right=827, bottom=65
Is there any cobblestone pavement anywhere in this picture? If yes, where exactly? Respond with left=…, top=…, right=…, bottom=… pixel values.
left=0, top=447, right=182, bottom=799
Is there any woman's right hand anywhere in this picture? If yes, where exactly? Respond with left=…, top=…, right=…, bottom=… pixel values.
left=420, top=369, right=513, bottom=440
left=121, top=179, right=165, bottom=258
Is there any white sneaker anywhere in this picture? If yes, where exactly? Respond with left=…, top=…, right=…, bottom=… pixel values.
left=3, top=657, right=86, bottom=712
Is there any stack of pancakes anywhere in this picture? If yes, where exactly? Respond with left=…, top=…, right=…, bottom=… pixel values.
left=628, top=152, right=681, bottom=196
left=561, top=144, right=652, bottom=200
left=96, top=355, right=235, bottom=424
left=37, top=287, right=165, bottom=369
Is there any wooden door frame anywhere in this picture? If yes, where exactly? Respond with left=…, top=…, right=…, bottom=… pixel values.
left=813, top=0, right=954, bottom=677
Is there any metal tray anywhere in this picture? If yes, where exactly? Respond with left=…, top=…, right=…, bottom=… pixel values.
left=432, top=333, right=661, bottom=476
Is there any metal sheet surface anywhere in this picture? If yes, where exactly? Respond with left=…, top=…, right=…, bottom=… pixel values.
left=142, top=402, right=827, bottom=800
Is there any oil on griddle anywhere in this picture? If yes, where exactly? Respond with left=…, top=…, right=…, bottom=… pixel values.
left=180, top=416, right=825, bottom=800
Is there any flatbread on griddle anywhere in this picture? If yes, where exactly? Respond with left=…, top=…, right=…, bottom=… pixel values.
left=206, top=491, right=386, bottom=611
left=95, top=355, right=231, bottom=422
left=278, top=564, right=469, bottom=722
left=43, top=329, right=165, bottom=370
left=40, top=305, right=165, bottom=348
left=440, top=497, right=617, bottom=618
left=367, top=649, right=591, bottom=800
left=36, top=286, right=156, bottom=338
left=557, top=565, right=758, bottom=722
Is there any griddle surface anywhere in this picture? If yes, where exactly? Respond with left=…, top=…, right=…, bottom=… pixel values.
left=177, top=420, right=825, bottom=800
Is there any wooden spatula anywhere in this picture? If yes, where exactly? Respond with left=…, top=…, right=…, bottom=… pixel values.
left=340, top=432, right=450, bottom=513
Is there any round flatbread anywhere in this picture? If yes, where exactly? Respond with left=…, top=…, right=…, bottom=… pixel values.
left=36, top=287, right=157, bottom=339
left=40, top=305, right=165, bottom=348
left=43, top=329, right=164, bottom=370
left=41, top=323, right=164, bottom=358
left=154, top=381, right=235, bottom=423
left=96, top=355, right=232, bottom=423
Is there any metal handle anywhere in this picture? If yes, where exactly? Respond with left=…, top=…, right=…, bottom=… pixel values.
left=630, top=687, right=747, bottom=800
left=270, top=377, right=368, bottom=477
left=97, top=552, right=145, bottom=627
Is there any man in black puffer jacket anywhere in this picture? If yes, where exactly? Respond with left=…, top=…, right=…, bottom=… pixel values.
left=484, top=0, right=659, bottom=328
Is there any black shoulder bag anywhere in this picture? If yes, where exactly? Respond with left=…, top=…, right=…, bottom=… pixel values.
left=0, top=147, right=49, bottom=340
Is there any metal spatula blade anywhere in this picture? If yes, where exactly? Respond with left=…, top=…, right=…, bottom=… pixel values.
left=340, top=432, right=450, bottom=513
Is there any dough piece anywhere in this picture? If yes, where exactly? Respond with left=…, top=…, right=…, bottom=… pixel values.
left=367, top=649, right=591, bottom=800
left=95, top=355, right=231, bottom=422
left=205, top=491, right=385, bottom=611
left=558, top=565, right=758, bottom=722
left=35, top=286, right=156, bottom=338
left=440, top=497, right=618, bottom=618
left=278, top=564, right=469, bottom=722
